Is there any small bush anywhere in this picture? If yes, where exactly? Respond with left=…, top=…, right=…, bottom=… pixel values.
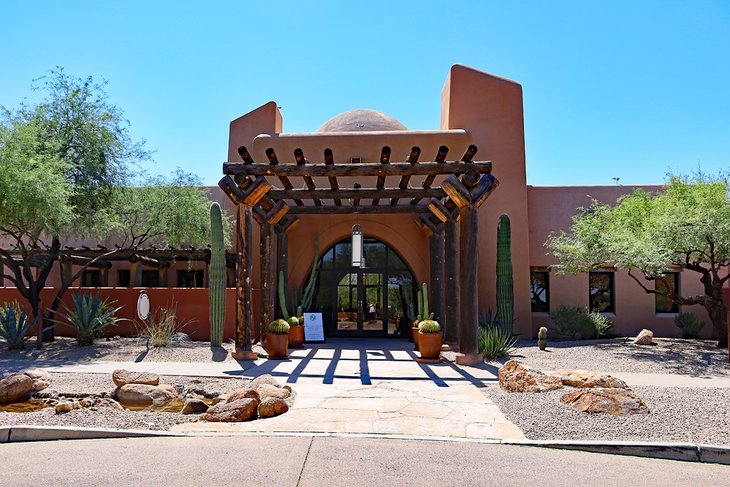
left=61, top=293, right=123, bottom=346
left=0, top=301, right=33, bottom=350
left=549, top=306, right=595, bottom=340
left=674, top=312, right=704, bottom=339
left=587, top=312, right=615, bottom=338
left=478, top=325, right=518, bottom=361
left=138, top=306, right=182, bottom=347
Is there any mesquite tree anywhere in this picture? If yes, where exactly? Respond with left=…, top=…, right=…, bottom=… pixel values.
left=546, top=173, right=730, bottom=348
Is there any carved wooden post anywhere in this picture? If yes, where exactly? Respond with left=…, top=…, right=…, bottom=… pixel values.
left=444, top=215, right=459, bottom=348
left=101, top=267, right=109, bottom=287
left=260, top=221, right=275, bottom=341
left=232, top=203, right=258, bottom=360
left=276, top=229, right=288, bottom=318
left=458, top=203, right=480, bottom=362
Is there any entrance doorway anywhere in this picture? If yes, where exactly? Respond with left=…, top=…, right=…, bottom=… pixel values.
left=310, top=238, right=417, bottom=338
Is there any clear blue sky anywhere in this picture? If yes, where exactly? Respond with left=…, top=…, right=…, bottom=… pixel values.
left=1, top=1, right=728, bottom=186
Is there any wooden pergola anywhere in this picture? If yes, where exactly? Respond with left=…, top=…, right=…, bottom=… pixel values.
left=219, top=144, right=498, bottom=363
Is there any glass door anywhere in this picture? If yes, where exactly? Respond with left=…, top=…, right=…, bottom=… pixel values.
left=335, top=271, right=385, bottom=335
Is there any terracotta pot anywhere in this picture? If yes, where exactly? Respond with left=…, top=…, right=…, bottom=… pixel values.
left=418, top=332, right=442, bottom=360
left=411, top=323, right=420, bottom=351
left=266, top=332, right=289, bottom=359
left=288, top=325, right=305, bottom=348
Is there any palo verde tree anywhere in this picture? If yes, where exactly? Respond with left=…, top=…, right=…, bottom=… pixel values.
left=546, top=173, right=730, bottom=347
left=0, top=69, right=218, bottom=344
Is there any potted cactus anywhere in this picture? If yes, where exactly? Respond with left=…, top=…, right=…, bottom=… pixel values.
left=266, top=319, right=290, bottom=359
left=412, top=283, right=433, bottom=350
left=279, top=271, right=305, bottom=348
left=417, top=319, right=442, bottom=360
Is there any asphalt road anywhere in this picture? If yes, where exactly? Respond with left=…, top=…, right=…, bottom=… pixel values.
left=2, top=436, right=728, bottom=486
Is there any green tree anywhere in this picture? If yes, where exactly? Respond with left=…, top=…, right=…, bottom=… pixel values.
left=0, top=69, right=219, bottom=345
left=546, top=174, right=730, bottom=347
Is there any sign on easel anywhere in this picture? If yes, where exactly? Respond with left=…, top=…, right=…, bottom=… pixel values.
left=303, top=312, right=325, bottom=342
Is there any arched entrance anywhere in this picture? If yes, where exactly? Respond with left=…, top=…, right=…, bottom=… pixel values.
left=311, top=237, right=417, bottom=338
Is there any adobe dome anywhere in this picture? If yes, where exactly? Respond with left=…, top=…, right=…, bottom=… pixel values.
left=317, top=109, right=407, bottom=133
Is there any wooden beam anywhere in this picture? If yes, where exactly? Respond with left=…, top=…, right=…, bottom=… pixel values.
left=266, top=200, right=290, bottom=225
left=372, top=145, right=391, bottom=206
left=223, top=160, right=493, bottom=178
left=242, top=176, right=273, bottom=206
left=294, top=148, right=322, bottom=207
left=412, top=145, right=449, bottom=204
left=427, top=197, right=450, bottom=223
left=269, top=187, right=445, bottom=200
left=266, top=148, right=303, bottom=206
left=460, top=144, right=478, bottom=162
left=287, top=205, right=431, bottom=215
left=441, top=174, right=472, bottom=208
left=218, top=176, right=244, bottom=205
left=324, top=148, right=341, bottom=206
left=471, top=174, right=500, bottom=208
left=391, top=146, right=420, bottom=206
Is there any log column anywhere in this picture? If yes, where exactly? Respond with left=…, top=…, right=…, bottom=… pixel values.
left=429, top=226, right=445, bottom=332
left=260, top=221, right=275, bottom=341
left=232, top=203, right=258, bottom=360
left=443, top=215, right=459, bottom=348
left=276, top=229, right=288, bottom=318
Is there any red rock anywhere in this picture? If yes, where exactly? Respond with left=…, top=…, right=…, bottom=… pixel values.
left=498, top=360, right=563, bottom=393
left=203, top=398, right=258, bottom=422
left=561, top=387, right=650, bottom=415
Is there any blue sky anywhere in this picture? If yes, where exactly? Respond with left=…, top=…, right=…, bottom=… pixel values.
left=1, top=1, right=728, bottom=186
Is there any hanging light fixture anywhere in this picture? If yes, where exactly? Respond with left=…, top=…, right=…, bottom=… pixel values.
left=351, top=223, right=364, bottom=268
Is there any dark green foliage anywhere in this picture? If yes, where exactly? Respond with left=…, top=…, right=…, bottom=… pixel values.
left=209, top=202, right=225, bottom=346
left=549, top=306, right=614, bottom=340
left=587, top=311, right=615, bottom=338
left=478, top=307, right=517, bottom=360
left=674, top=312, right=705, bottom=339
left=0, top=301, right=32, bottom=350
left=60, top=292, right=123, bottom=346
left=496, top=214, right=514, bottom=333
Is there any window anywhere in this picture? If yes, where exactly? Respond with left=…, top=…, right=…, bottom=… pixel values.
left=141, top=270, right=159, bottom=288
left=81, top=270, right=101, bottom=287
left=177, top=269, right=205, bottom=288
left=117, top=270, right=131, bottom=287
left=655, top=273, right=680, bottom=313
left=530, top=271, right=549, bottom=312
left=589, top=271, right=614, bottom=313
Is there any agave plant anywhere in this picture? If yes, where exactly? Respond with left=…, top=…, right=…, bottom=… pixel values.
left=478, top=320, right=518, bottom=361
left=0, top=301, right=33, bottom=350
left=60, top=293, right=123, bottom=346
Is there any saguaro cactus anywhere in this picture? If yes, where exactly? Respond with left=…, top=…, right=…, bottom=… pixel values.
left=278, top=270, right=290, bottom=320
left=209, top=202, right=225, bottom=346
left=496, top=213, right=514, bottom=334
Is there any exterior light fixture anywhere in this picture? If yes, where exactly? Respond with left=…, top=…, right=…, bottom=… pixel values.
left=351, top=223, right=364, bottom=268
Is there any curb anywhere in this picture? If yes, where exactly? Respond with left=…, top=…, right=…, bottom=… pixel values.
left=502, top=439, right=730, bottom=465
left=0, top=425, right=181, bottom=443
left=2, top=425, right=729, bottom=465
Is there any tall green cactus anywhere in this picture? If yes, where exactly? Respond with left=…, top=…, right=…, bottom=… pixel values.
left=209, top=202, right=225, bottom=346
left=496, top=213, right=514, bottom=333
left=278, top=270, right=290, bottom=320
left=416, top=282, right=434, bottom=322
left=299, top=240, right=321, bottom=311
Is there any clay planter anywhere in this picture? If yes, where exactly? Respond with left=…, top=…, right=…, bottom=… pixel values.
left=266, top=333, right=289, bottom=359
left=288, top=325, right=305, bottom=349
left=418, top=332, right=442, bottom=360
left=411, top=321, right=420, bottom=351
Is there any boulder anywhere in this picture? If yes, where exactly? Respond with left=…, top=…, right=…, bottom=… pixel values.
left=21, top=368, right=52, bottom=391
left=226, top=387, right=261, bottom=405
left=633, top=329, right=654, bottom=345
left=250, top=374, right=281, bottom=389
left=0, top=374, right=34, bottom=403
left=255, top=383, right=291, bottom=401
left=182, top=398, right=209, bottom=415
left=561, top=387, right=650, bottom=415
left=112, top=369, right=160, bottom=387
left=552, top=369, right=628, bottom=389
left=258, top=397, right=289, bottom=418
left=202, top=398, right=258, bottom=422
left=93, top=398, right=124, bottom=410
left=115, top=383, right=178, bottom=406
left=498, top=360, right=563, bottom=393
left=55, top=401, right=81, bottom=413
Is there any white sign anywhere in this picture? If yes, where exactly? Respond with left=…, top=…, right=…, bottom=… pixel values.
left=303, top=312, right=325, bottom=342
left=136, top=291, right=150, bottom=321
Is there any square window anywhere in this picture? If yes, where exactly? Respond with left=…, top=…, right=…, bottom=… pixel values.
left=589, top=271, right=614, bottom=313
left=81, top=270, right=101, bottom=287
left=655, top=273, right=680, bottom=313
left=117, top=270, right=131, bottom=287
left=530, top=271, right=549, bottom=312
left=177, top=269, right=205, bottom=288
left=141, top=270, right=159, bottom=288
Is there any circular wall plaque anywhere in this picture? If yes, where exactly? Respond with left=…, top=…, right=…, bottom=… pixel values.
left=137, top=291, right=150, bottom=321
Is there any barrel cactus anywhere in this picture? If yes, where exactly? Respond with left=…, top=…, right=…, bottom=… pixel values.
left=268, top=319, right=290, bottom=334
left=209, top=202, right=226, bottom=346
left=538, top=326, right=548, bottom=351
left=496, top=214, right=514, bottom=334
left=418, top=319, right=441, bottom=334
left=287, top=316, right=300, bottom=327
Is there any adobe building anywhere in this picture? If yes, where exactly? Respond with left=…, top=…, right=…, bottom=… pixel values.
left=222, top=63, right=711, bottom=345
left=0, top=64, right=713, bottom=345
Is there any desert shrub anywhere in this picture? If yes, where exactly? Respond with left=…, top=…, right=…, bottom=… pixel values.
left=0, top=301, right=33, bottom=350
left=61, top=293, right=123, bottom=346
left=549, top=306, right=595, bottom=340
left=587, top=311, right=615, bottom=338
left=139, top=305, right=189, bottom=347
left=674, top=312, right=704, bottom=339
left=478, top=325, right=518, bottom=361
